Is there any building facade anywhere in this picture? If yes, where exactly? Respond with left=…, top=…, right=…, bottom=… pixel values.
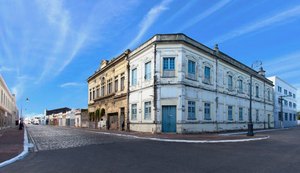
left=0, top=75, right=18, bottom=130
left=45, top=107, right=71, bottom=126
left=87, top=50, right=130, bottom=130
left=128, top=34, right=274, bottom=133
left=267, top=76, right=297, bottom=128
left=75, top=109, right=88, bottom=128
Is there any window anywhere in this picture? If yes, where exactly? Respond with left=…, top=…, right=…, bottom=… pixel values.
left=188, top=101, right=196, bottom=120
left=228, top=75, right=233, bottom=90
left=144, top=102, right=151, bottom=120
left=239, top=107, right=243, bottom=121
left=289, top=101, right=292, bottom=107
left=96, top=88, right=99, bottom=98
left=204, top=102, right=211, bottom=120
left=89, top=91, right=92, bottom=101
left=289, top=92, right=292, bottom=96
left=289, top=113, right=292, bottom=121
left=284, top=100, right=288, bottom=106
left=285, top=113, right=288, bottom=121
left=145, top=61, right=151, bottom=80
left=101, top=85, right=105, bottom=96
left=115, top=78, right=118, bottom=92
left=92, top=90, right=95, bottom=100
left=163, top=57, right=175, bottom=77
left=256, top=109, right=259, bottom=121
left=121, top=74, right=125, bottom=91
left=228, top=106, right=233, bottom=121
left=255, top=85, right=259, bottom=98
left=293, top=103, right=296, bottom=109
left=293, top=94, right=296, bottom=98
left=188, top=60, right=196, bottom=75
left=267, top=90, right=271, bottom=101
left=294, top=114, right=296, bottom=121
left=132, top=68, right=137, bottom=86
left=284, top=89, right=287, bottom=95
left=238, top=80, right=243, bottom=93
left=101, top=78, right=105, bottom=96
left=204, top=66, right=211, bottom=83
left=131, top=104, right=137, bottom=120
left=107, top=79, right=112, bottom=94
left=278, top=86, right=282, bottom=92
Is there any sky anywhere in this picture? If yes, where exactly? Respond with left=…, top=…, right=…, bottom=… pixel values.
left=1, top=0, right=300, bottom=117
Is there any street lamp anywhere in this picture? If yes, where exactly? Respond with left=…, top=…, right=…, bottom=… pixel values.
left=20, top=97, right=30, bottom=119
left=247, top=61, right=262, bottom=136
left=279, top=95, right=292, bottom=128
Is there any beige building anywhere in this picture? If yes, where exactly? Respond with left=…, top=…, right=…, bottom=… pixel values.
left=87, top=50, right=130, bottom=130
left=0, top=74, right=18, bottom=130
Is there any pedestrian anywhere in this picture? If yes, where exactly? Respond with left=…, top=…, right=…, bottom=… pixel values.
left=19, top=119, right=24, bottom=130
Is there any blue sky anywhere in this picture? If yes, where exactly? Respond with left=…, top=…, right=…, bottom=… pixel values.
left=1, top=0, right=300, bottom=116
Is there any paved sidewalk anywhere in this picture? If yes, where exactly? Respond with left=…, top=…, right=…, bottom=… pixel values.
left=81, top=128, right=268, bottom=142
left=0, top=127, right=24, bottom=163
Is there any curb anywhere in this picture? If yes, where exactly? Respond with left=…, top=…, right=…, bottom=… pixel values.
left=219, top=128, right=290, bottom=136
left=89, top=131, right=270, bottom=144
left=0, top=128, right=30, bottom=168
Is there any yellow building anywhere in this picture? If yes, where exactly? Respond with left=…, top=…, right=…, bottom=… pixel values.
left=87, top=50, right=130, bottom=130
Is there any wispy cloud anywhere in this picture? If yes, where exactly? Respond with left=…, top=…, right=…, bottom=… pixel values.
left=264, top=51, right=300, bottom=78
left=60, top=82, right=84, bottom=88
left=178, top=0, right=232, bottom=31
left=164, top=0, right=197, bottom=26
left=125, top=0, right=173, bottom=49
left=208, top=5, right=300, bottom=44
left=0, top=66, right=15, bottom=72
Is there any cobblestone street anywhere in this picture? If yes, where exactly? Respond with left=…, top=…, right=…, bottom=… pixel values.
left=26, top=125, right=134, bottom=151
left=1, top=126, right=300, bottom=173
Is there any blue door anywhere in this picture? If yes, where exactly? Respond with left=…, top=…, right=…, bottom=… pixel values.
left=162, top=106, right=176, bottom=132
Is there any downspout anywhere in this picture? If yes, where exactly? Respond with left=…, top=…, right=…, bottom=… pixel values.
left=126, top=50, right=130, bottom=131
left=263, top=81, right=266, bottom=129
left=214, top=44, right=219, bottom=132
left=153, top=43, right=157, bottom=133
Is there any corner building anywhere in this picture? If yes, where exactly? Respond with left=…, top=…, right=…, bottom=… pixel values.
left=128, top=34, right=274, bottom=133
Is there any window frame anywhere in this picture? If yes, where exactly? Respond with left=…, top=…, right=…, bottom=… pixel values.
left=187, top=101, right=196, bottom=120
left=144, top=101, right=151, bottom=120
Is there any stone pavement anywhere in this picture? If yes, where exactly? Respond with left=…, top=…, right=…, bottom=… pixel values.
left=0, top=127, right=23, bottom=163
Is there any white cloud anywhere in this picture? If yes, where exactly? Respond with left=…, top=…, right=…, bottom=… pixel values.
left=0, top=66, right=15, bottom=72
left=125, top=0, right=173, bottom=49
left=264, top=51, right=300, bottom=78
left=60, top=82, right=84, bottom=88
left=178, top=0, right=231, bottom=31
left=164, top=0, right=197, bottom=26
left=209, top=5, right=300, bottom=44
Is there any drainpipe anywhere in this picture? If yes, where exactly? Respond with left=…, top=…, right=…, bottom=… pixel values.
left=153, top=43, right=157, bottom=133
left=126, top=50, right=130, bottom=131
left=214, top=44, right=219, bottom=132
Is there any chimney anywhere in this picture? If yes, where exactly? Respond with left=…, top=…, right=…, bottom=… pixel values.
left=258, top=67, right=266, bottom=76
left=214, top=44, right=219, bottom=53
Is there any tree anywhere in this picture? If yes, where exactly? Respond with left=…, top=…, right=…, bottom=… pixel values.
left=95, top=109, right=100, bottom=129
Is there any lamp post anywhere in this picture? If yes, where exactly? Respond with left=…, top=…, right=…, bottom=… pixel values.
left=20, top=98, right=29, bottom=120
left=279, top=95, right=292, bottom=128
left=247, top=61, right=262, bottom=136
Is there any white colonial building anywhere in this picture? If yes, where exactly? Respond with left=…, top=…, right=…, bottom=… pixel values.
left=267, top=76, right=297, bottom=128
left=128, top=34, right=274, bottom=133
left=0, top=74, right=18, bottom=130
